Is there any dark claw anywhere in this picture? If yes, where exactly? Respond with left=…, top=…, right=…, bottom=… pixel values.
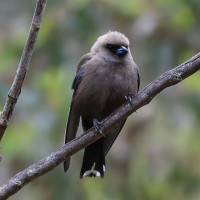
left=125, top=92, right=134, bottom=106
left=93, top=118, right=105, bottom=137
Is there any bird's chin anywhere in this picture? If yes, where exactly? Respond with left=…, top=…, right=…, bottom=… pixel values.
left=102, top=55, right=123, bottom=65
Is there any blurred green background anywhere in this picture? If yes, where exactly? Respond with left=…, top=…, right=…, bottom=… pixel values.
left=0, top=0, right=200, bottom=199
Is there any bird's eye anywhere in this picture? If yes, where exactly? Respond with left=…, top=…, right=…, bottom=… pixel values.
left=106, top=44, right=114, bottom=50
left=106, top=44, right=119, bottom=54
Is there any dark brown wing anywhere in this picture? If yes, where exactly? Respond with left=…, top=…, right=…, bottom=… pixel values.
left=103, top=119, right=126, bottom=156
left=64, top=53, right=92, bottom=172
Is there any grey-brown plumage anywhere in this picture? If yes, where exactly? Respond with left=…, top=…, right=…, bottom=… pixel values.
left=64, top=31, right=140, bottom=178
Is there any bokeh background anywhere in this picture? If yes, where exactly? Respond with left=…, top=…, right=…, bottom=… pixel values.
left=0, top=0, right=200, bottom=199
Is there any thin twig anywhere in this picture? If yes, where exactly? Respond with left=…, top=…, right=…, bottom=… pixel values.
left=0, top=52, right=199, bottom=200
left=0, top=0, right=47, bottom=141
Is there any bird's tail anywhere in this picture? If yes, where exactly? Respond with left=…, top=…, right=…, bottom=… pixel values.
left=80, top=138, right=105, bottom=178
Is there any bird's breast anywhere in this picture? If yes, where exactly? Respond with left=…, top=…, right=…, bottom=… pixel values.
left=73, top=62, right=138, bottom=120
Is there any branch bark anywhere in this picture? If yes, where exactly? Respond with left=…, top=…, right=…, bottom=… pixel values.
left=0, top=0, right=47, bottom=142
left=0, top=53, right=199, bottom=200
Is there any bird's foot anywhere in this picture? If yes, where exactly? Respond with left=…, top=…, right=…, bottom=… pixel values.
left=125, top=92, right=135, bottom=106
left=93, top=118, right=105, bottom=137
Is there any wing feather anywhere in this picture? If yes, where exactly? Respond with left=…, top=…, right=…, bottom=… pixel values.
left=103, top=119, right=126, bottom=156
left=64, top=53, right=92, bottom=172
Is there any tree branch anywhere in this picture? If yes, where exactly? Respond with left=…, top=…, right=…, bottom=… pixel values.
left=0, top=53, right=199, bottom=199
left=0, top=0, right=47, bottom=142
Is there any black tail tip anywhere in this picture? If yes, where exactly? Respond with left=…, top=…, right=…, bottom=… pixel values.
left=64, top=159, right=70, bottom=172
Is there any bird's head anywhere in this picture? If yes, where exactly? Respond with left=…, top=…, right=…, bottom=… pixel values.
left=91, top=31, right=132, bottom=64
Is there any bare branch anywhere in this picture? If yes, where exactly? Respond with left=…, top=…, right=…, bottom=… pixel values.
left=0, top=0, right=47, bottom=141
left=0, top=52, right=199, bottom=200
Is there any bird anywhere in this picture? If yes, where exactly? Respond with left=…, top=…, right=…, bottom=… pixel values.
left=63, top=31, right=140, bottom=178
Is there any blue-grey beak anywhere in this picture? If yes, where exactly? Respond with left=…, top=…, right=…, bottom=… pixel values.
left=116, top=46, right=128, bottom=56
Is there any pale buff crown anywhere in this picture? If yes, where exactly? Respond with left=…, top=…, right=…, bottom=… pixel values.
left=91, top=31, right=130, bottom=53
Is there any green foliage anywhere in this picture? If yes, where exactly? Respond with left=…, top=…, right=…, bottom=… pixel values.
left=172, top=6, right=195, bottom=30
left=103, top=0, right=146, bottom=17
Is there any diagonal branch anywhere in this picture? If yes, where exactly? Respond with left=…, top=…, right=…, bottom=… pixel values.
left=0, top=0, right=47, bottom=142
left=0, top=52, right=199, bottom=200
